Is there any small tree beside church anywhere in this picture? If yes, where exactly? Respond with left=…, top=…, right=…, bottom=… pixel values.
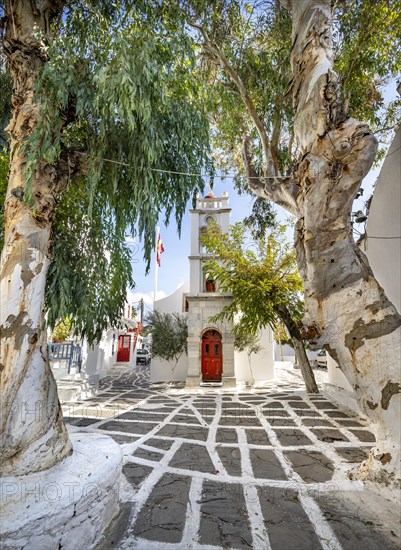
left=201, top=221, right=318, bottom=393
left=146, top=311, right=188, bottom=381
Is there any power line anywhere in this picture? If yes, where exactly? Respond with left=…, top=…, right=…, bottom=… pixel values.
left=77, top=153, right=288, bottom=180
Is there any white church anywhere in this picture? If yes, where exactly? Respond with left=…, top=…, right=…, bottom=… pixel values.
left=150, top=191, right=276, bottom=386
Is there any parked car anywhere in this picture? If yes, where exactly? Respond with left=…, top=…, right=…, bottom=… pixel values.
left=316, top=349, right=327, bottom=368
left=136, top=349, right=151, bottom=365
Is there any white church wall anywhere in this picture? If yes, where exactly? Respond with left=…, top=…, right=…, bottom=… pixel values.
left=150, top=282, right=189, bottom=383
left=151, top=356, right=188, bottom=383
left=186, top=295, right=236, bottom=386
left=234, top=327, right=275, bottom=383
left=274, top=343, right=296, bottom=363
left=81, top=340, right=100, bottom=378
left=155, top=281, right=189, bottom=313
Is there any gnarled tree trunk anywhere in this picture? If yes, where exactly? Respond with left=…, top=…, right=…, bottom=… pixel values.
left=0, top=0, right=72, bottom=476
left=274, top=0, right=400, bottom=484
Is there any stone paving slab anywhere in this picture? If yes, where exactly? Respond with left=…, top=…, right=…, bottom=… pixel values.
left=144, top=438, right=174, bottom=450
left=257, top=486, right=322, bottom=550
left=122, top=462, right=153, bottom=489
left=169, top=443, right=215, bottom=473
left=156, top=424, right=208, bottom=441
left=317, top=491, right=401, bottom=550
left=62, top=365, right=400, bottom=550
left=132, top=447, right=165, bottom=462
left=311, top=428, right=350, bottom=443
left=335, top=447, right=370, bottom=463
left=133, top=473, right=191, bottom=543
left=249, top=449, right=288, bottom=480
left=98, top=420, right=159, bottom=435
left=284, top=450, right=335, bottom=482
left=216, top=428, right=238, bottom=444
left=216, top=446, right=242, bottom=476
left=273, top=429, right=314, bottom=446
left=199, top=481, right=253, bottom=549
left=246, top=429, right=270, bottom=446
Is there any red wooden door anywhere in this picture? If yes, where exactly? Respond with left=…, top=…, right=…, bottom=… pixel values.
left=201, top=330, right=222, bottom=381
left=117, top=334, right=131, bottom=362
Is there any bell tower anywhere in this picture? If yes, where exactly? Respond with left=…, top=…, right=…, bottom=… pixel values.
left=186, top=192, right=236, bottom=387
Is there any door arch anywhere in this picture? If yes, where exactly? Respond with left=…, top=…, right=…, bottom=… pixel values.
left=201, top=329, right=222, bottom=381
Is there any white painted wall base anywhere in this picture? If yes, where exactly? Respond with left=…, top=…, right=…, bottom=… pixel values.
left=150, top=355, right=188, bottom=383
left=0, top=431, right=122, bottom=550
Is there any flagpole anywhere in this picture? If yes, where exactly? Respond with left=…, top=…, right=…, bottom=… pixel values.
left=153, top=226, right=160, bottom=306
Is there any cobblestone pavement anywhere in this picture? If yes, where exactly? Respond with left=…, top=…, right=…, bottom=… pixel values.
left=63, top=366, right=400, bottom=550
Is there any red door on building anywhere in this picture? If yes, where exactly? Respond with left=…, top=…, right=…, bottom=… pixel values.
left=117, top=334, right=131, bottom=362
left=201, top=330, right=222, bottom=381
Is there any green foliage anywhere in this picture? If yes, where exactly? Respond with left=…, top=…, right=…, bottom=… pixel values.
left=24, top=1, right=211, bottom=257
left=333, top=0, right=401, bottom=136
left=243, top=197, right=277, bottom=240
left=200, top=220, right=304, bottom=337
left=146, top=310, right=188, bottom=366
left=274, top=321, right=289, bottom=344
left=51, top=318, right=72, bottom=343
left=183, top=1, right=292, bottom=230
left=234, top=330, right=262, bottom=356
left=46, top=178, right=133, bottom=343
left=185, top=1, right=293, bottom=173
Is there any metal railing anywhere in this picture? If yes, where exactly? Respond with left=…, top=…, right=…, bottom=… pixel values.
left=48, top=342, right=82, bottom=374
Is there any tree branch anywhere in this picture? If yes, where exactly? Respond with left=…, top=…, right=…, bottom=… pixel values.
left=186, top=17, right=276, bottom=178
left=242, top=134, right=300, bottom=215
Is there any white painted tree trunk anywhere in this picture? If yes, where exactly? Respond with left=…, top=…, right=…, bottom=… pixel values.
left=275, top=0, right=401, bottom=484
left=0, top=0, right=72, bottom=476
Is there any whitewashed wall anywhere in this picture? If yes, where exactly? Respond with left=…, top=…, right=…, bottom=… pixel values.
left=150, top=282, right=189, bottom=383
left=234, top=327, right=275, bottom=382
left=273, top=342, right=318, bottom=364
left=151, top=356, right=188, bottom=383
left=362, top=126, right=400, bottom=313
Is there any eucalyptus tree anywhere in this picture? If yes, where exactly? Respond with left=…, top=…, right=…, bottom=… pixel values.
left=201, top=221, right=318, bottom=393
left=184, top=0, right=401, bottom=481
left=0, top=1, right=211, bottom=476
